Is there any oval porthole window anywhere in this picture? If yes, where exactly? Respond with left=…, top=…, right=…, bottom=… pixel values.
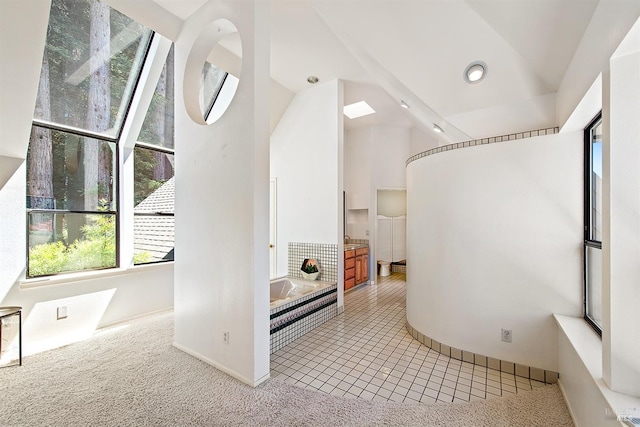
left=184, top=19, right=242, bottom=125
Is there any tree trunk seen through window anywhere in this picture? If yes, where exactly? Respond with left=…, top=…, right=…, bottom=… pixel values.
left=29, top=52, right=53, bottom=210
left=152, top=53, right=168, bottom=180
left=68, top=0, right=111, bottom=243
left=86, top=0, right=111, bottom=207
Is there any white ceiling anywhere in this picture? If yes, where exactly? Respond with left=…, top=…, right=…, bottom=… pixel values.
left=149, top=0, right=638, bottom=144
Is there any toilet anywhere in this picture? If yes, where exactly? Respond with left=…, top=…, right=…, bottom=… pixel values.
left=378, top=260, right=391, bottom=277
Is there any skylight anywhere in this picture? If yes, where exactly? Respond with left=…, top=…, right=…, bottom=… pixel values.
left=344, top=101, right=376, bottom=119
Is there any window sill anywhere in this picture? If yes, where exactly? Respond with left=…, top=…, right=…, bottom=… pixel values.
left=554, top=314, right=640, bottom=424
left=20, top=262, right=174, bottom=289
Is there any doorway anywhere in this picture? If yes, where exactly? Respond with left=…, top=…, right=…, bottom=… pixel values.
left=376, top=189, right=407, bottom=270
left=270, top=178, right=277, bottom=279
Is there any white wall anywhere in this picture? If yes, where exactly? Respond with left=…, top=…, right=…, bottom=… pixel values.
left=0, top=0, right=49, bottom=160
left=344, top=127, right=371, bottom=211
left=556, top=316, right=620, bottom=427
left=602, top=40, right=640, bottom=397
left=344, top=126, right=410, bottom=279
left=270, top=79, right=344, bottom=279
left=173, top=0, right=271, bottom=387
left=370, top=126, right=410, bottom=190
left=270, top=80, right=295, bottom=135
left=0, top=0, right=50, bottom=187
left=556, top=1, right=640, bottom=130
left=406, top=132, right=583, bottom=371
left=344, top=125, right=411, bottom=212
left=3, top=263, right=174, bottom=356
left=410, top=127, right=439, bottom=157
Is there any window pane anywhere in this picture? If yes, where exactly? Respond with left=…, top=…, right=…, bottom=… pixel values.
left=200, top=62, right=227, bottom=120
left=134, top=145, right=174, bottom=265
left=586, top=245, right=603, bottom=329
left=134, top=215, right=175, bottom=263
left=27, top=127, right=116, bottom=211
left=138, top=45, right=174, bottom=149
left=591, top=121, right=602, bottom=241
left=35, top=0, right=152, bottom=137
left=133, top=146, right=174, bottom=210
left=28, top=212, right=116, bottom=277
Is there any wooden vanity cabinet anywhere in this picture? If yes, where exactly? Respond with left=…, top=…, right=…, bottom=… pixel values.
left=344, top=250, right=356, bottom=290
left=344, top=247, right=368, bottom=291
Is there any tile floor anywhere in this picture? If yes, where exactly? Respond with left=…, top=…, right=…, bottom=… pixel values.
left=270, top=272, right=549, bottom=404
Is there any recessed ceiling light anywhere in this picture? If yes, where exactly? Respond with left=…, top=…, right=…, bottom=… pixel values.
left=464, top=61, right=487, bottom=84
left=344, top=101, right=376, bottom=119
left=307, top=76, right=319, bottom=84
left=433, top=124, right=444, bottom=133
left=400, top=100, right=410, bottom=109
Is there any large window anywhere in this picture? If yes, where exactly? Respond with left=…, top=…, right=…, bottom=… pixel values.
left=26, top=0, right=152, bottom=277
left=584, top=112, right=603, bottom=334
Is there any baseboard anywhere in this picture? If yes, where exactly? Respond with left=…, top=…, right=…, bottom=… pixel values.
left=172, top=341, right=269, bottom=388
left=558, top=379, right=580, bottom=427
left=99, top=307, right=174, bottom=329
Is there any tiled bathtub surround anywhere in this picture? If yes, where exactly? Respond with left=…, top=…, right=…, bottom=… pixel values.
left=405, top=323, right=559, bottom=384
left=270, top=283, right=337, bottom=353
left=288, top=242, right=338, bottom=282
left=406, top=126, right=560, bottom=166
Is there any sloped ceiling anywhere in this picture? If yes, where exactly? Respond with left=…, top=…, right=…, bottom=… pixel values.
left=147, top=0, right=639, bottom=143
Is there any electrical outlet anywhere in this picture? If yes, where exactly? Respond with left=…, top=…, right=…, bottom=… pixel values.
left=501, top=328, right=512, bottom=343
left=57, top=306, right=68, bottom=320
left=223, top=332, right=229, bottom=345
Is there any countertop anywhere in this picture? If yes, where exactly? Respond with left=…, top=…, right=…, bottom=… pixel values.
left=344, top=243, right=368, bottom=251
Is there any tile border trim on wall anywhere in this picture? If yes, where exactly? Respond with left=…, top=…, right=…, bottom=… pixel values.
left=406, top=127, right=560, bottom=166
left=406, top=322, right=559, bottom=384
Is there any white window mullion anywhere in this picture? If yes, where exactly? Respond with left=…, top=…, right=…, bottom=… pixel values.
left=118, top=35, right=172, bottom=267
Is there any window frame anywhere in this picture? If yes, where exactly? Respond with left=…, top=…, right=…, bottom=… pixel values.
left=132, top=41, right=176, bottom=266
left=25, top=3, right=154, bottom=278
left=133, top=142, right=175, bottom=266
left=204, top=72, right=228, bottom=122
left=583, top=111, right=603, bottom=336
left=26, top=122, right=123, bottom=278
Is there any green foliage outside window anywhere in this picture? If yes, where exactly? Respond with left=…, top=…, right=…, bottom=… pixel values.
left=29, top=215, right=151, bottom=277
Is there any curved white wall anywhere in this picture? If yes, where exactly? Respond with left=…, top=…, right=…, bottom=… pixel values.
left=406, top=132, right=583, bottom=371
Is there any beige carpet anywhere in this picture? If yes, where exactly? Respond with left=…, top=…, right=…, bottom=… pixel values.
left=0, top=311, right=574, bottom=426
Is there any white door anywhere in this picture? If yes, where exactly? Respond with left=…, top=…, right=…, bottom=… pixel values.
left=376, top=216, right=392, bottom=262
left=270, top=178, right=277, bottom=279
left=392, top=217, right=406, bottom=262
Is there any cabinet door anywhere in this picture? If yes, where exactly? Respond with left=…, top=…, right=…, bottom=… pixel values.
left=345, top=257, right=355, bottom=270
left=355, top=255, right=363, bottom=284
left=345, top=277, right=355, bottom=290
left=361, top=254, right=368, bottom=283
left=345, top=267, right=355, bottom=280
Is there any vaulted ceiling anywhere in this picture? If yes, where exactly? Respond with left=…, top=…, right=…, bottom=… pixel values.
left=149, top=0, right=639, bottom=144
